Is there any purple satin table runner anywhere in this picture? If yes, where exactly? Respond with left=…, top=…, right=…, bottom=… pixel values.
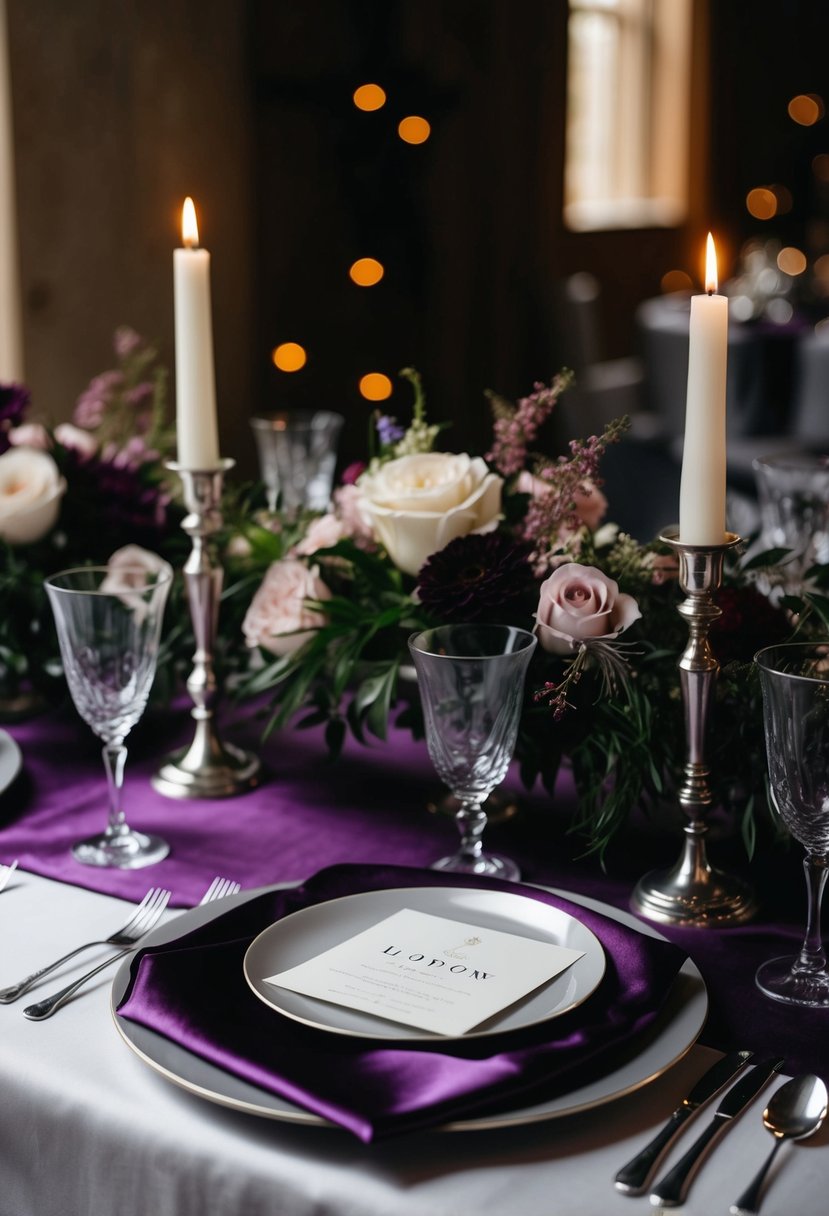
left=116, top=862, right=688, bottom=1141
left=4, top=703, right=829, bottom=1081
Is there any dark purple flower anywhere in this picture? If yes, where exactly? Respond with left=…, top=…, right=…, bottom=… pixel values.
left=59, top=449, right=173, bottom=551
left=711, top=585, right=790, bottom=665
left=0, top=382, right=31, bottom=453
left=376, top=414, right=405, bottom=446
left=416, top=532, right=537, bottom=623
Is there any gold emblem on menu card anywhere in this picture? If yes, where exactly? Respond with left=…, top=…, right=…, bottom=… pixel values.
left=443, top=936, right=482, bottom=960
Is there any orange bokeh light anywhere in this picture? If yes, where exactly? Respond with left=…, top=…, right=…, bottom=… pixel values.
left=398, top=115, right=431, bottom=145
left=788, top=94, right=823, bottom=126
left=359, top=373, right=392, bottom=401
left=746, top=187, right=777, bottom=220
left=353, top=83, right=386, bottom=112
left=271, top=342, right=307, bottom=372
left=661, top=269, right=693, bottom=294
left=349, top=257, right=385, bottom=287
left=777, top=247, right=807, bottom=276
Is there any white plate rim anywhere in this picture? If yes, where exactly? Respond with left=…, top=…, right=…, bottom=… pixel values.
left=242, top=885, right=606, bottom=1042
left=110, top=882, right=707, bottom=1133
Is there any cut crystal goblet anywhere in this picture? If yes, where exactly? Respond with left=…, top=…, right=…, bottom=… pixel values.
left=755, top=642, right=829, bottom=1006
left=408, top=623, right=536, bottom=881
left=45, top=564, right=172, bottom=868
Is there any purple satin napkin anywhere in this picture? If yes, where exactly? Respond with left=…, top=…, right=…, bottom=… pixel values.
left=116, top=863, right=688, bottom=1141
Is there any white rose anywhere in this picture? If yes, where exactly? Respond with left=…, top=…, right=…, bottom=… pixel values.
left=0, top=447, right=66, bottom=545
left=242, top=559, right=332, bottom=657
left=359, top=452, right=503, bottom=576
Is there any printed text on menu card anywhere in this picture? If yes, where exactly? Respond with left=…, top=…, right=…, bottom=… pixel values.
left=264, top=908, right=585, bottom=1036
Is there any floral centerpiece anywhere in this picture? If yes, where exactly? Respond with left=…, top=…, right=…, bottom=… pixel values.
left=235, top=368, right=829, bottom=858
left=0, top=329, right=187, bottom=710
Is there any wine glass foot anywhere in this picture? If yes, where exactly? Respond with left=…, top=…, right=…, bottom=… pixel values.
left=755, top=955, right=829, bottom=1008
left=71, top=830, right=170, bottom=870
left=431, top=852, right=521, bottom=882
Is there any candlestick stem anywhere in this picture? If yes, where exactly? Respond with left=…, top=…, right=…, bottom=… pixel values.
left=631, top=528, right=756, bottom=926
left=152, top=459, right=260, bottom=799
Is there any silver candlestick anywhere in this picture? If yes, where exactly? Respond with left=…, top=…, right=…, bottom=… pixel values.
left=631, top=528, right=757, bottom=927
left=152, top=459, right=260, bottom=799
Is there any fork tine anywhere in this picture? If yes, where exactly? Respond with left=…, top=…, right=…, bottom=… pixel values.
left=109, top=887, right=158, bottom=940
left=199, top=877, right=241, bottom=905
left=136, top=888, right=170, bottom=932
left=199, top=877, right=221, bottom=906
left=0, top=860, right=19, bottom=893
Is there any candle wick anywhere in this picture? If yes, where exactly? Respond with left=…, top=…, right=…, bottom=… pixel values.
left=707, top=288, right=714, bottom=296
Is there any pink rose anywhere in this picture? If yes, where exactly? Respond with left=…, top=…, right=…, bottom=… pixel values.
left=242, top=559, right=331, bottom=657
left=332, top=483, right=375, bottom=544
left=54, top=422, right=98, bottom=458
left=535, top=562, right=641, bottom=655
left=293, top=512, right=350, bottom=556
left=7, top=422, right=51, bottom=450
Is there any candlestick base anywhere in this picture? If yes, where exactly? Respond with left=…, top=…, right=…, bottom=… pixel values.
left=629, top=527, right=757, bottom=928
left=153, top=458, right=261, bottom=801
left=152, top=723, right=260, bottom=800
left=631, top=828, right=757, bottom=927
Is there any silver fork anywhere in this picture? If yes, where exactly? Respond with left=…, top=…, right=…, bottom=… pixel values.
left=0, top=860, right=18, bottom=894
left=23, top=888, right=172, bottom=1020
left=199, top=876, right=241, bottom=904
left=0, top=886, right=171, bottom=1004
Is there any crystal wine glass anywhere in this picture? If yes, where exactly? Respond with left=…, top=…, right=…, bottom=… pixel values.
left=45, top=565, right=173, bottom=868
left=408, top=624, right=537, bottom=881
left=755, top=642, right=829, bottom=1006
left=250, top=410, right=344, bottom=514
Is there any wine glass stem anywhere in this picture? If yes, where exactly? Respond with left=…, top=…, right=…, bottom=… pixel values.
left=797, top=853, right=829, bottom=973
left=455, top=801, right=487, bottom=861
left=102, top=743, right=129, bottom=840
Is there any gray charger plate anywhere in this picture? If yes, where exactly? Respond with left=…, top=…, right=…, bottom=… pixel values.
left=111, top=883, right=707, bottom=1133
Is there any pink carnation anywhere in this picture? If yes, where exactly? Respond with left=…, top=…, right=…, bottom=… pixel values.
left=242, top=559, right=331, bottom=657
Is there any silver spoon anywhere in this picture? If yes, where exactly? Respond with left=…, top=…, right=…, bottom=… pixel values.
left=729, top=1074, right=828, bottom=1215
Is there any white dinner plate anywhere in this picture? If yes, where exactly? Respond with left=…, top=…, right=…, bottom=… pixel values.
left=0, top=729, right=22, bottom=797
left=111, top=883, right=707, bottom=1132
left=243, top=886, right=605, bottom=1041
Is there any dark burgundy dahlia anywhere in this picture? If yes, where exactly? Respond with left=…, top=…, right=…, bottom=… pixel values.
left=0, top=382, right=31, bottom=452
left=711, top=584, right=790, bottom=665
left=416, top=532, right=537, bottom=623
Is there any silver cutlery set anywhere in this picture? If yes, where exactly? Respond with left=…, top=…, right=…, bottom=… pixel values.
left=0, top=874, right=240, bottom=1020
left=615, top=1051, right=827, bottom=1213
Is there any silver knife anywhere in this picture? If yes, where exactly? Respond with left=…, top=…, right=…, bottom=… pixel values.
left=649, top=1058, right=785, bottom=1208
left=614, top=1050, right=753, bottom=1194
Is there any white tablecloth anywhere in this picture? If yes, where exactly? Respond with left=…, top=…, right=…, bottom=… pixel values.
left=1, top=872, right=826, bottom=1216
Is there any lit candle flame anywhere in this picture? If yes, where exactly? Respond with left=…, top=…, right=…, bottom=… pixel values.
left=705, top=232, right=718, bottom=294
left=181, top=197, right=199, bottom=249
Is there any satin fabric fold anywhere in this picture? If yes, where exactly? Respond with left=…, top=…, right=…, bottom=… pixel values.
left=116, top=863, right=688, bottom=1141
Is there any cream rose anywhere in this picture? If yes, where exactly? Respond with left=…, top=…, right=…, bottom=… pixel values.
left=359, top=452, right=502, bottom=576
left=242, top=559, right=331, bottom=657
left=0, top=447, right=66, bottom=545
left=535, top=563, right=641, bottom=655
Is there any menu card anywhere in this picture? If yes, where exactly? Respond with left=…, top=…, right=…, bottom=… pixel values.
left=264, top=908, right=585, bottom=1037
